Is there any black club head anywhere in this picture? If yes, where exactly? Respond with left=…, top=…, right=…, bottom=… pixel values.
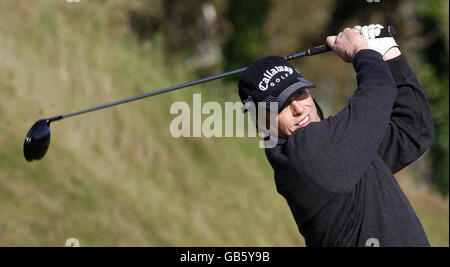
left=23, top=119, right=51, bottom=161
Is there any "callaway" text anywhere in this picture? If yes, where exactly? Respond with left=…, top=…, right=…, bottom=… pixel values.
left=258, top=65, right=294, bottom=91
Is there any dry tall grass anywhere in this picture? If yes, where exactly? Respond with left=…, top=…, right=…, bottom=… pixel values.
left=0, top=0, right=447, bottom=246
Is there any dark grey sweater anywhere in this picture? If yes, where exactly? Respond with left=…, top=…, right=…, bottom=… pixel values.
left=265, top=49, right=435, bottom=247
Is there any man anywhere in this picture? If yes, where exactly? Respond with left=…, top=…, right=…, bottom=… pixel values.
left=238, top=24, right=435, bottom=247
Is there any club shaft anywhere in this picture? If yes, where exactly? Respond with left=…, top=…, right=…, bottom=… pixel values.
left=48, top=25, right=395, bottom=123
left=50, top=52, right=309, bottom=122
left=59, top=67, right=248, bottom=121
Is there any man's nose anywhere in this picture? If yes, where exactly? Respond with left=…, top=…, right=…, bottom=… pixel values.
left=290, top=100, right=305, bottom=116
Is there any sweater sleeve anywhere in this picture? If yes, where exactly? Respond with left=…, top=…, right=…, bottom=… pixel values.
left=376, top=54, right=435, bottom=174
left=285, top=49, right=398, bottom=194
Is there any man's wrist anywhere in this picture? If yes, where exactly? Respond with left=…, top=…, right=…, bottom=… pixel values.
left=353, top=44, right=369, bottom=60
left=352, top=49, right=384, bottom=72
left=383, top=47, right=401, bottom=61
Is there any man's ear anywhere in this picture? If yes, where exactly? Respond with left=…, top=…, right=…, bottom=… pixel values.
left=251, top=114, right=265, bottom=131
left=249, top=111, right=267, bottom=131
left=249, top=110, right=279, bottom=135
left=248, top=110, right=262, bottom=132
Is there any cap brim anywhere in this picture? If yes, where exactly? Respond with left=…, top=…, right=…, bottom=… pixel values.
left=267, top=77, right=316, bottom=112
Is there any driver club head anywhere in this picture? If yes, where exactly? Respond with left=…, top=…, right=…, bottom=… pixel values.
left=23, top=119, right=51, bottom=161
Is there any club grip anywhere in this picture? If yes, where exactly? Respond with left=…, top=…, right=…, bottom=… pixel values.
left=378, top=25, right=396, bottom=38
left=307, top=45, right=332, bottom=56
left=285, top=25, right=396, bottom=60
left=307, top=25, right=395, bottom=56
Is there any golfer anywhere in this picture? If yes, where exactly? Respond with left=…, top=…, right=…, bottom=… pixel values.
left=238, top=24, right=435, bottom=247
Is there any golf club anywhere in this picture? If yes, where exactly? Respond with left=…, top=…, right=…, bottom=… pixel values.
left=23, top=26, right=395, bottom=161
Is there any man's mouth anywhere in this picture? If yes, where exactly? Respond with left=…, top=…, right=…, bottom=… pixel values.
left=294, top=114, right=311, bottom=128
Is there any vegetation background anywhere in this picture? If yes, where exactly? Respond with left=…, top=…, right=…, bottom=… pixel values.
left=0, top=0, right=448, bottom=246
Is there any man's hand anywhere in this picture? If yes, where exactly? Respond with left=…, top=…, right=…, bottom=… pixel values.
left=354, top=24, right=400, bottom=60
left=326, top=28, right=369, bottom=63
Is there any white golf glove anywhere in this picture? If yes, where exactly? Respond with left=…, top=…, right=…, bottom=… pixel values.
left=354, top=24, right=398, bottom=56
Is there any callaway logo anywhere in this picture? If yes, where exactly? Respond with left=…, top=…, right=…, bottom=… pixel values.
left=258, top=65, right=294, bottom=91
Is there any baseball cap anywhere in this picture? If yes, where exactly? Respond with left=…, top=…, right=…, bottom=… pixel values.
left=238, top=55, right=316, bottom=113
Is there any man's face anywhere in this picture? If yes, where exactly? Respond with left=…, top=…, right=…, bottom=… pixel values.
left=277, top=89, right=321, bottom=138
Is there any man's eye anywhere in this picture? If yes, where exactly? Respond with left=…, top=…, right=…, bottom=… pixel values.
left=288, top=90, right=309, bottom=104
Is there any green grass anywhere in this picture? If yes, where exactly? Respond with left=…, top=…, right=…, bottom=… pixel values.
left=0, top=0, right=447, bottom=246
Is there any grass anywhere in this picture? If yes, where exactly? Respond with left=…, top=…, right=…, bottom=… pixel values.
left=0, top=0, right=447, bottom=246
